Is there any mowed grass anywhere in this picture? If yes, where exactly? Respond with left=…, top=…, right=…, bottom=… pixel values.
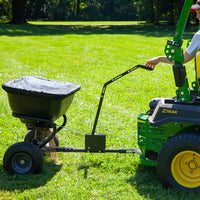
left=0, top=22, right=199, bottom=199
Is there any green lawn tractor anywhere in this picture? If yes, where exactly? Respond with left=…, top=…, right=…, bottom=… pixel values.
left=138, top=0, right=200, bottom=193
left=2, top=0, right=200, bottom=194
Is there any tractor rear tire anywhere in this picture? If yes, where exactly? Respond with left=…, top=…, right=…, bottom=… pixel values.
left=157, top=132, right=200, bottom=193
left=3, top=142, right=43, bottom=174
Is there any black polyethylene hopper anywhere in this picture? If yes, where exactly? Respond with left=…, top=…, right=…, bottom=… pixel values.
left=2, top=76, right=81, bottom=122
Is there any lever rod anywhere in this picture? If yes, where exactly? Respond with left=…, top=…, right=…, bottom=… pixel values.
left=91, top=65, right=153, bottom=135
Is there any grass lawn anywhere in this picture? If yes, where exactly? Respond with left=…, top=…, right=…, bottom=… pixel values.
left=0, top=21, right=199, bottom=199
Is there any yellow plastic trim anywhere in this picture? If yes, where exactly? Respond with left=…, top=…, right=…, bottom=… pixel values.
left=137, top=119, right=146, bottom=124
left=171, top=151, right=200, bottom=188
left=196, top=51, right=200, bottom=87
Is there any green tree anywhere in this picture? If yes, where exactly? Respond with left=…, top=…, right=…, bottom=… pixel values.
left=0, top=0, right=187, bottom=24
left=0, top=0, right=12, bottom=21
left=54, top=0, right=76, bottom=20
left=25, top=0, right=55, bottom=21
left=0, top=0, right=27, bottom=23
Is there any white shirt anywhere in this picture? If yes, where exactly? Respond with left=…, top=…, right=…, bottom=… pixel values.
left=187, top=30, right=200, bottom=56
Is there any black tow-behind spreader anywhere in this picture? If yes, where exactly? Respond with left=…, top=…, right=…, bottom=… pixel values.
left=2, top=65, right=151, bottom=175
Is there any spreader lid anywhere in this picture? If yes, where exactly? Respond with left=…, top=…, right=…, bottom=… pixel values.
left=2, top=76, right=81, bottom=99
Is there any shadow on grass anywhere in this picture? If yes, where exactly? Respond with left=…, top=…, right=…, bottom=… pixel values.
left=127, top=164, right=200, bottom=200
left=0, top=23, right=197, bottom=39
left=78, top=159, right=103, bottom=179
left=0, top=161, right=62, bottom=192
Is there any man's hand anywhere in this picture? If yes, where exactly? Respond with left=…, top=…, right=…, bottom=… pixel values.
left=145, top=57, right=160, bottom=69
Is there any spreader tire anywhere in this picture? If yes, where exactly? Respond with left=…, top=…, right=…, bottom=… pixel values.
left=157, top=132, right=200, bottom=193
left=3, top=142, right=43, bottom=174
left=24, top=130, right=60, bottom=147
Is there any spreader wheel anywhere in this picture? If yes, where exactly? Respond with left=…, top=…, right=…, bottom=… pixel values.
left=24, top=129, right=60, bottom=147
left=3, top=142, right=43, bottom=174
left=157, top=133, right=200, bottom=193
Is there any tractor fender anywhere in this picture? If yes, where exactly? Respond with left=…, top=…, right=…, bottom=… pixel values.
left=149, top=99, right=200, bottom=126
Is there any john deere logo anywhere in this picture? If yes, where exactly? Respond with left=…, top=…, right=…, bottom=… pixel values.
left=162, top=109, right=178, bottom=114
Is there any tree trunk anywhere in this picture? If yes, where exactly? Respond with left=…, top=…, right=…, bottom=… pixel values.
left=10, top=0, right=27, bottom=24
left=177, top=0, right=184, bottom=17
left=150, top=0, right=155, bottom=23
left=155, top=0, right=160, bottom=25
left=76, top=0, right=80, bottom=18
left=169, top=1, right=175, bottom=25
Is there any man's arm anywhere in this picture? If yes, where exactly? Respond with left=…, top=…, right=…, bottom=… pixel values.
left=146, top=51, right=194, bottom=68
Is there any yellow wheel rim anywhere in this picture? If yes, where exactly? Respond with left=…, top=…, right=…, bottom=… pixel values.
left=171, top=151, right=200, bottom=188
